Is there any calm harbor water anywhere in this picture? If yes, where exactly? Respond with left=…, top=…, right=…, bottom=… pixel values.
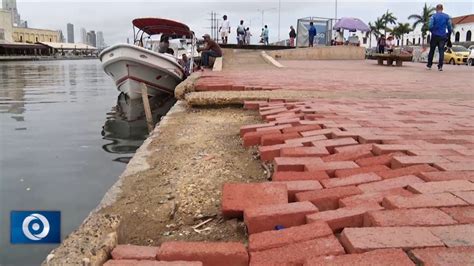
left=0, top=60, right=148, bottom=265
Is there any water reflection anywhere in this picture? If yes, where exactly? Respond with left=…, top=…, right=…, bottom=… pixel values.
left=101, top=93, right=176, bottom=163
left=0, top=60, right=129, bottom=265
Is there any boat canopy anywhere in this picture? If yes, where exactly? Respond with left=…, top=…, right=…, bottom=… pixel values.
left=132, top=18, right=193, bottom=38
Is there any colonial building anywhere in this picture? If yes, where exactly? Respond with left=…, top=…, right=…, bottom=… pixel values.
left=452, top=14, right=473, bottom=43
left=12, top=27, right=60, bottom=43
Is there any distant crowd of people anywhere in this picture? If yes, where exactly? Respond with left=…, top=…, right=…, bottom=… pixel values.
left=218, top=15, right=269, bottom=45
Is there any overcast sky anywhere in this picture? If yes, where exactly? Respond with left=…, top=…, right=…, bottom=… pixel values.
left=13, top=0, right=474, bottom=45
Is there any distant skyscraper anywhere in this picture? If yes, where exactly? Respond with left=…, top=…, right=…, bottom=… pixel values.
left=67, top=23, right=74, bottom=43
left=81, top=28, right=87, bottom=44
left=86, top=30, right=96, bottom=47
left=58, top=30, right=65, bottom=43
left=2, top=0, right=24, bottom=27
left=96, top=31, right=105, bottom=49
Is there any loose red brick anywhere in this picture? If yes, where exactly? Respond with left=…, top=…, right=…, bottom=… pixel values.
left=244, top=100, right=267, bottom=110
left=407, top=149, right=462, bottom=156
left=248, top=221, right=333, bottom=252
left=280, top=146, right=329, bottom=157
left=256, top=124, right=291, bottom=132
left=358, top=175, right=424, bottom=193
left=104, top=260, right=203, bottom=266
left=321, top=173, right=382, bottom=188
left=259, top=107, right=289, bottom=118
left=295, top=186, right=362, bottom=211
left=307, top=203, right=383, bottom=231
left=282, top=124, right=322, bottom=134
left=407, top=180, right=474, bottom=194
left=301, top=128, right=337, bottom=137
left=391, top=156, right=449, bottom=169
left=428, top=224, right=474, bottom=247
left=305, top=161, right=360, bottom=176
left=418, top=171, right=474, bottom=182
left=410, top=246, right=474, bottom=266
left=333, top=144, right=373, bottom=154
left=221, top=183, right=288, bottom=218
left=330, top=130, right=363, bottom=139
left=334, top=165, right=390, bottom=178
left=452, top=191, right=474, bottom=204
left=249, top=236, right=345, bottom=265
left=285, top=135, right=328, bottom=146
left=259, top=143, right=303, bottom=161
left=274, top=117, right=302, bottom=126
left=321, top=150, right=373, bottom=163
left=444, top=155, right=474, bottom=162
left=244, top=201, right=318, bottom=234
left=260, top=132, right=301, bottom=146
left=265, top=112, right=300, bottom=122
left=359, top=135, right=402, bottom=144
left=339, top=227, right=444, bottom=253
left=364, top=208, right=457, bottom=227
left=272, top=171, right=330, bottom=181
left=339, top=188, right=413, bottom=207
left=377, top=164, right=439, bottom=179
left=243, top=129, right=281, bottom=147
left=274, top=180, right=323, bottom=202
left=372, top=144, right=417, bottom=155
left=355, top=152, right=405, bottom=167
left=240, top=122, right=275, bottom=137
left=305, top=248, right=415, bottom=266
left=274, top=157, right=323, bottom=171
left=440, top=206, right=474, bottom=223
left=111, top=245, right=159, bottom=260
left=311, top=138, right=359, bottom=153
left=434, top=162, right=474, bottom=171
left=158, top=241, right=248, bottom=266
left=382, top=193, right=469, bottom=209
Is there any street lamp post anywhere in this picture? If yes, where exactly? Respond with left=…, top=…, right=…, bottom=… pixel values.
left=278, top=0, right=281, bottom=41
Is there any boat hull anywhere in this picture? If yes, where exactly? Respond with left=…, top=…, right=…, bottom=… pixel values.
left=100, top=44, right=184, bottom=99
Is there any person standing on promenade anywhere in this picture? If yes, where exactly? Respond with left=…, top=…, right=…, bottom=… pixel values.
left=308, top=22, right=317, bottom=47
left=237, top=20, right=246, bottom=45
left=289, top=26, right=296, bottom=46
left=377, top=34, right=386, bottom=54
left=426, top=4, right=452, bottom=71
left=262, top=25, right=269, bottom=45
left=198, top=34, right=222, bottom=68
left=245, top=27, right=252, bottom=45
left=219, top=15, right=231, bottom=44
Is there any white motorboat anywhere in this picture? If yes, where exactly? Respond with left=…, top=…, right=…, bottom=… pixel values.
left=99, top=18, right=195, bottom=99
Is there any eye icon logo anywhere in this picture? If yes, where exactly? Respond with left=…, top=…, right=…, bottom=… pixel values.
left=22, top=213, right=50, bottom=241
left=11, top=211, right=61, bottom=244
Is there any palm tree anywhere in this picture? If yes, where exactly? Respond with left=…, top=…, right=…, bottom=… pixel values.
left=381, top=10, right=397, bottom=35
left=408, top=3, right=436, bottom=46
left=367, top=18, right=385, bottom=48
left=393, top=23, right=412, bottom=46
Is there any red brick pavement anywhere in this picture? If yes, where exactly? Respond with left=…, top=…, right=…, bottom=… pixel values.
left=105, top=62, right=474, bottom=265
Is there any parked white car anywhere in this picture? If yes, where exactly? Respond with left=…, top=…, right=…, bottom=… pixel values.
left=468, top=50, right=474, bottom=66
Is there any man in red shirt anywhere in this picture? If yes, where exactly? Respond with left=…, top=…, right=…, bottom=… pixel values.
left=198, top=34, right=223, bottom=68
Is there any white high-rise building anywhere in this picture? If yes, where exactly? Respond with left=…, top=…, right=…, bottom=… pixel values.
left=80, top=28, right=87, bottom=44
left=2, top=0, right=26, bottom=27
left=96, top=31, right=105, bottom=49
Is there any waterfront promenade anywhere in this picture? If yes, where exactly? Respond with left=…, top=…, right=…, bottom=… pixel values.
left=46, top=48, right=474, bottom=265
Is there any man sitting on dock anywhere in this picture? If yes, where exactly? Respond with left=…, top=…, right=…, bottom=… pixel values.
left=198, top=34, right=222, bottom=69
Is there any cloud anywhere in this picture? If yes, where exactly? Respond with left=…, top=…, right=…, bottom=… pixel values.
left=15, top=1, right=473, bottom=45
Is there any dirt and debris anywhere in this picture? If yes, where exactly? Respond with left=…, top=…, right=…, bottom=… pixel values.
left=101, top=103, right=265, bottom=244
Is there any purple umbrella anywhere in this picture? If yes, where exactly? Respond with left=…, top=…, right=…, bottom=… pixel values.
left=333, top=17, right=370, bottom=32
